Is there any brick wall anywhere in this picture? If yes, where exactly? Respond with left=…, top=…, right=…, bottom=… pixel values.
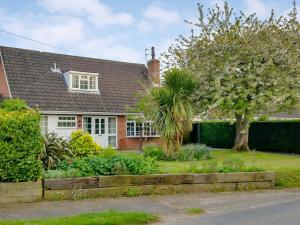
left=117, top=116, right=161, bottom=150
left=0, top=62, right=10, bottom=98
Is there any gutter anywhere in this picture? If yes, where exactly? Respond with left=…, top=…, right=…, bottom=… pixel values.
left=41, top=111, right=143, bottom=116
left=0, top=50, right=12, bottom=98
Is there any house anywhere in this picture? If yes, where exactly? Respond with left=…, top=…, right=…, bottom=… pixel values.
left=0, top=46, right=161, bottom=150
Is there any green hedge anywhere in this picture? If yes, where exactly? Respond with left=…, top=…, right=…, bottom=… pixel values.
left=191, top=121, right=300, bottom=154
left=0, top=102, right=43, bottom=182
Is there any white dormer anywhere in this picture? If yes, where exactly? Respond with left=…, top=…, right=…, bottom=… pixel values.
left=64, top=71, right=99, bottom=93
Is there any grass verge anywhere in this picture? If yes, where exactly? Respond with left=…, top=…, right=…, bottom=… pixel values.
left=0, top=210, right=159, bottom=225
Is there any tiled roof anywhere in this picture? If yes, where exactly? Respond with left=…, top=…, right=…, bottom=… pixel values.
left=0, top=46, right=150, bottom=113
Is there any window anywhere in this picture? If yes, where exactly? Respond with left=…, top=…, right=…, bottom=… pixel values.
left=40, top=115, right=48, bottom=134
left=95, top=118, right=105, bottom=135
left=79, top=75, right=88, bottom=90
left=108, top=117, right=116, bottom=134
left=83, top=117, right=92, bottom=134
left=57, top=116, right=76, bottom=128
left=126, top=120, right=159, bottom=137
left=68, top=72, right=98, bottom=91
left=108, top=136, right=117, bottom=148
left=126, top=120, right=135, bottom=136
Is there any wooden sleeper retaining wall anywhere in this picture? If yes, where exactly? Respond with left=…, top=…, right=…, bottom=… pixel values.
left=43, top=172, right=275, bottom=201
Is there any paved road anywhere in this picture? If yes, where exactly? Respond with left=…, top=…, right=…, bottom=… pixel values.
left=1, top=189, right=300, bottom=224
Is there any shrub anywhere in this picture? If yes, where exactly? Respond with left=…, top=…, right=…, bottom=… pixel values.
left=178, top=144, right=211, bottom=161
left=143, top=144, right=165, bottom=160
left=0, top=104, right=43, bottom=182
left=56, top=154, right=159, bottom=177
left=41, top=132, right=73, bottom=170
left=143, top=143, right=210, bottom=161
left=69, top=130, right=101, bottom=157
left=191, top=121, right=300, bottom=154
left=0, top=98, right=27, bottom=111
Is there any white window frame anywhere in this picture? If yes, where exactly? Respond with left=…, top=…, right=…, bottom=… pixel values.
left=57, top=116, right=77, bottom=128
left=126, top=120, right=159, bottom=137
left=65, top=71, right=99, bottom=92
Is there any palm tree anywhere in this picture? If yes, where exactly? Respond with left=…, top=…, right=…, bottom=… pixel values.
left=148, top=69, right=198, bottom=155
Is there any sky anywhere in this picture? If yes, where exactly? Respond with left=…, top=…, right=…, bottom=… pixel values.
left=0, top=0, right=297, bottom=64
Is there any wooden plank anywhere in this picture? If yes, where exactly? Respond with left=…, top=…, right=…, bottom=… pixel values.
left=237, top=181, right=274, bottom=191
left=0, top=181, right=42, bottom=190
left=253, top=172, right=275, bottom=182
left=99, top=174, right=194, bottom=188
left=43, top=177, right=99, bottom=190
left=194, top=174, right=216, bottom=184
left=215, top=172, right=255, bottom=183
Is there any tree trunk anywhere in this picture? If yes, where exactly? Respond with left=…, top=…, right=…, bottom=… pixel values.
left=233, top=114, right=250, bottom=151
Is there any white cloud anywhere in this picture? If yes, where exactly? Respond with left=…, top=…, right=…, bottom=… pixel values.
left=0, top=8, right=142, bottom=63
left=244, top=0, right=272, bottom=18
left=39, top=0, right=134, bottom=28
left=138, top=5, right=180, bottom=33
left=137, top=19, right=153, bottom=33
left=143, top=5, right=180, bottom=25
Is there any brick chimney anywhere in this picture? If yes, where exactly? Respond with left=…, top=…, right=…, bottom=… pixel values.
left=147, top=47, right=160, bottom=86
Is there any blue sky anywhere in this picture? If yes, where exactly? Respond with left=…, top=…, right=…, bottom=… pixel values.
left=0, top=0, right=297, bottom=64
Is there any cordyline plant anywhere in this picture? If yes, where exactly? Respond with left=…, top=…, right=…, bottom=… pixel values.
left=162, top=1, right=300, bottom=151
left=137, top=69, right=198, bottom=155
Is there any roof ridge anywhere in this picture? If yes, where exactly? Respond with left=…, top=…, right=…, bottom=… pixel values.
left=0, top=45, right=146, bottom=67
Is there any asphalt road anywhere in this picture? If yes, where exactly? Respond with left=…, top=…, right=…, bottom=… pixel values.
left=1, top=189, right=300, bottom=224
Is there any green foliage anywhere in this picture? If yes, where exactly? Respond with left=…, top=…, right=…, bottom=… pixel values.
left=0, top=107, right=43, bottom=182
left=0, top=210, right=159, bottom=225
left=143, top=144, right=210, bottom=161
left=186, top=208, right=205, bottom=215
left=163, top=1, right=300, bottom=151
left=0, top=98, right=27, bottom=111
left=193, top=121, right=300, bottom=154
left=98, top=147, right=118, bottom=158
left=41, top=132, right=73, bottom=170
left=56, top=154, right=159, bottom=177
left=139, top=69, right=198, bottom=155
left=69, top=130, right=101, bottom=157
left=196, top=156, right=263, bottom=173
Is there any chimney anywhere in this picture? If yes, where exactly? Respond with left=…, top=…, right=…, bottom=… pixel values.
left=147, top=47, right=160, bottom=86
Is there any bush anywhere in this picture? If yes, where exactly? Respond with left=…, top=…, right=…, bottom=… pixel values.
left=69, top=130, right=101, bottom=157
left=0, top=103, right=43, bottom=182
left=178, top=144, right=211, bottom=161
left=56, top=154, right=159, bottom=177
left=143, top=143, right=210, bottom=161
left=191, top=121, right=300, bottom=154
left=0, top=98, right=27, bottom=111
left=41, top=132, right=73, bottom=170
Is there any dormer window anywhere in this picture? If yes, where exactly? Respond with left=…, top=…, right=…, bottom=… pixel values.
left=64, top=71, right=99, bottom=93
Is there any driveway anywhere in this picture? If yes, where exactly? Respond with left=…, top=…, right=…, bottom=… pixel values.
left=1, top=189, right=300, bottom=224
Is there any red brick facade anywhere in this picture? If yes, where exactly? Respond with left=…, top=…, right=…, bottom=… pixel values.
left=117, top=116, right=161, bottom=150
left=0, top=62, right=10, bottom=98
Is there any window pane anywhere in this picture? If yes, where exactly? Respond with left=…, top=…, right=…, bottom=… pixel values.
left=83, top=117, right=92, bottom=134
left=40, top=116, right=48, bottom=134
left=95, top=119, right=99, bottom=134
left=144, top=122, right=151, bottom=136
left=72, top=75, right=79, bottom=88
left=89, top=76, right=96, bottom=90
left=126, top=121, right=135, bottom=136
left=108, top=136, right=116, bottom=148
left=108, top=117, right=116, bottom=134
left=80, top=79, right=88, bottom=90
left=136, top=122, right=142, bottom=136
left=101, top=118, right=105, bottom=134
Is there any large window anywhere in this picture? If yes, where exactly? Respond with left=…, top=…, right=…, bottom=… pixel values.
left=71, top=73, right=98, bottom=91
left=126, top=120, right=158, bottom=137
left=57, top=116, right=76, bottom=128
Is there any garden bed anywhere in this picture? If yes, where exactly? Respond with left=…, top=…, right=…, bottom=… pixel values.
left=43, top=172, right=275, bottom=200
left=0, top=181, right=42, bottom=204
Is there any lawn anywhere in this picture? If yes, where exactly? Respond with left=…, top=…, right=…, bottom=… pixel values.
left=157, top=150, right=300, bottom=188
left=0, top=210, right=159, bottom=225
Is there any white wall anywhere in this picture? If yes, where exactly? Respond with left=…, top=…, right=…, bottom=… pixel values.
left=47, top=115, right=77, bottom=138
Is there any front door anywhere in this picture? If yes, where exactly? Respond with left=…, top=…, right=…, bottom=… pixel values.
left=91, top=116, right=117, bottom=148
